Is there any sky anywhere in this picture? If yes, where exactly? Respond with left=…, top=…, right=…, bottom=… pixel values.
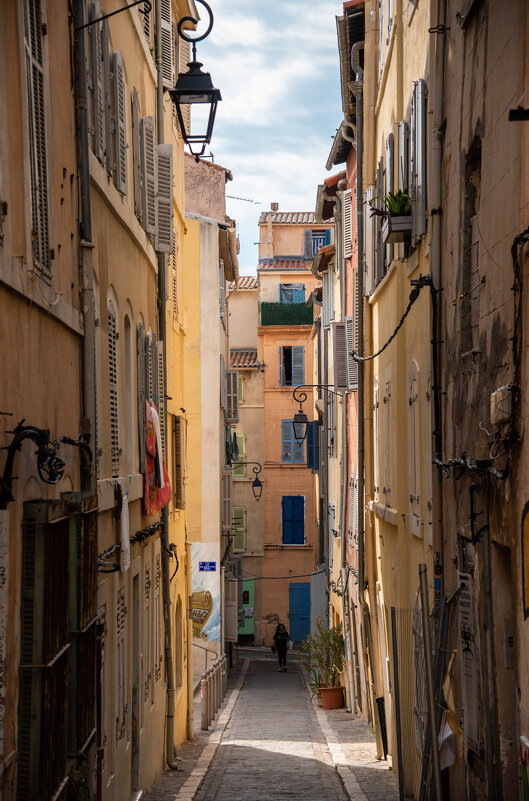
left=195, top=0, right=344, bottom=275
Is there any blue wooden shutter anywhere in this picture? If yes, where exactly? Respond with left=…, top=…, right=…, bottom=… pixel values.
left=304, top=229, right=312, bottom=258
left=292, top=346, right=304, bottom=385
left=281, top=420, right=292, bottom=462
left=325, top=228, right=332, bottom=246
left=306, top=421, right=320, bottom=470
left=292, top=284, right=305, bottom=303
left=292, top=497, right=305, bottom=543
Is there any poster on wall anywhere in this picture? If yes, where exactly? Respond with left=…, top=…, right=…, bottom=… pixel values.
left=191, top=543, right=220, bottom=642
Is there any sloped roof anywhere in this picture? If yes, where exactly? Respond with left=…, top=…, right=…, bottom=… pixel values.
left=228, top=276, right=258, bottom=291
left=230, top=350, right=260, bottom=368
left=257, top=259, right=312, bottom=271
left=257, top=211, right=317, bottom=225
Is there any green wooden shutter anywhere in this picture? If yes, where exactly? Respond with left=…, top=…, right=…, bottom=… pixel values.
left=232, top=507, right=246, bottom=553
left=232, top=433, right=246, bottom=477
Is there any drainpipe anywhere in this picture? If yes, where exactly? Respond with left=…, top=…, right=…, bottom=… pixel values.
left=155, top=0, right=179, bottom=771
left=430, top=0, right=446, bottom=594
left=186, top=542, right=194, bottom=739
left=74, top=0, right=97, bottom=497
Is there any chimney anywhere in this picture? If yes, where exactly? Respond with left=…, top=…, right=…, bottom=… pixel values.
left=271, top=202, right=279, bottom=211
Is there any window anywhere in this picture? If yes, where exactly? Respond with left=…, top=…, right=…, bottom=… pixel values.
left=142, top=1, right=151, bottom=45
left=345, top=274, right=359, bottom=390
left=112, top=51, right=127, bottom=195
left=24, top=0, right=51, bottom=282
left=282, top=420, right=304, bottom=464
left=282, top=496, right=305, bottom=544
left=304, top=228, right=332, bottom=258
left=408, top=361, right=420, bottom=536
left=364, top=186, right=376, bottom=295
left=225, top=369, right=239, bottom=423
left=160, top=0, right=175, bottom=88
left=232, top=507, right=246, bottom=553
left=322, top=269, right=335, bottom=329
left=172, top=415, right=186, bottom=509
left=306, top=420, right=320, bottom=470
left=154, top=144, right=173, bottom=253
left=108, top=300, right=120, bottom=477
left=280, top=283, right=305, bottom=303
left=131, top=89, right=142, bottom=221
left=410, top=79, right=428, bottom=243
left=279, top=345, right=304, bottom=386
left=332, top=322, right=347, bottom=390
left=172, top=232, right=178, bottom=320
left=328, top=503, right=336, bottom=570
left=89, top=3, right=105, bottom=164
left=232, top=433, right=246, bottom=477
left=141, top=116, right=156, bottom=234
left=343, top=189, right=353, bottom=259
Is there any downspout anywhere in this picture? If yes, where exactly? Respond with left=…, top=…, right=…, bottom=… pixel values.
left=74, top=0, right=97, bottom=497
left=155, top=0, right=179, bottom=771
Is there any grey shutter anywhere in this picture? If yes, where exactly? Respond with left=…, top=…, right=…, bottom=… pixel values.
left=161, top=0, right=175, bottom=88
left=292, top=346, right=304, bottom=385
left=219, top=260, right=226, bottom=322
left=320, top=425, right=327, bottom=499
left=154, top=144, right=173, bottom=253
left=131, top=89, right=142, bottom=221
left=108, top=302, right=120, bottom=477
left=279, top=346, right=285, bottom=386
left=348, top=473, right=355, bottom=545
left=413, top=79, right=427, bottom=242
left=304, top=229, right=313, bottom=258
left=112, top=52, right=127, bottom=194
left=364, top=187, right=375, bottom=296
left=385, top=133, right=394, bottom=194
left=90, top=3, right=104, bottom=162
left=102, top=19, right=113, bottom=176
left=375, top=158, right=385, bottom=284
left=332, top=322, right=347, bottom=390
left=226, top=369, right=239, bottom=424
left=342, top=188, right=353, bottom=258
left=137, top=323, right=146, bottom=473
left=398, top=121, right=409, bottom=190
left=157, top=342, right=165, bottom=453
left=345, top=312, right=358, bottom=390
left=173, top=415, right=186, bottom=509
left=177, top=39, right=190, bottom=133
left=141, top=116, right=156, bottom=234
left=220, top=355, right=227, bottom=411
left=142, top=1, right=151, bottom=45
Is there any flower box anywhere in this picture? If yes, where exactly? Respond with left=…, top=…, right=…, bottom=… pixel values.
left=382, top=214, right=412, bottom=244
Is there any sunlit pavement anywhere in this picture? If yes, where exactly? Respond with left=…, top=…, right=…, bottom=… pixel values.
left=145, top=656, right=399, bottom=801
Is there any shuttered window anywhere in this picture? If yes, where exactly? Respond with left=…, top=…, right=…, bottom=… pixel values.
left=172, top=414, right=186, bottom=509
left=282, top=420, right=304, bottom=464
left=383, top=366, right=392, bottom=506
left=112, top=51, right=127, bottom=195
left=279, top=345, right=304, bottom=386
left=364, top=186, right=375, bottom=295
left=141, top=116, right=156, bottom=234
left=89, top=3, right=104, bottom=163
left=131, top=89, right=142, bottom=221
left=102, top=19, right=113, bottom=177
left=116, top=587, right=126, bottom=740
left=142, top=1, right=151, bottom=46
left=345, top=309, right=359, bottom=391
left=342, top=189, right=353, bottom=258
left=154, top=144, right=173, bottom=252
left=108, top=301, right=120, bottom=477
left=226, top=369, right=239, bottom=423
left=222, top=467, right=232, bottom=532
left=160, top=0, right=175, bottom=88
left=176, top=38, right=190, bottom=134
left=332, top=322, right=347, bottom=390
left=232, top=507, right=246, bottom=553
left=24, top=0, right=51, bottom=282
left=220, top=354, right=227, bottom=411
left=375, top=158, right=386, bottom=285
left=157, top=342, right=166, bottom=453
left=306, top=420, right=320, bottom=470
left=232, top=433, right=246, bottom=478
left=408, top=361, right=420, bottom=536
left=424, top=372, right=433, bottom=544
left=282, top=496, right=305, bottom=544
left=411, top=79, right=428, bottom=242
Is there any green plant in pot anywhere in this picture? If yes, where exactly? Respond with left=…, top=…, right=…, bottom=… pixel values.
left=301, top=618, right=345, bottom=708
left=368, top=188, right=412, bottom=218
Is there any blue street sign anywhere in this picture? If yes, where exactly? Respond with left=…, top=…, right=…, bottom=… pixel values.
left=199, top=561, right=216, bottom=572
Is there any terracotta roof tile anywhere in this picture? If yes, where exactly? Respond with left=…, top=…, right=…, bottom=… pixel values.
left=228, top=275, right=258, bottom=291
left=230, top=350, right=260, bottom=368
left=257, top=211, right=317, bottom=225
left=257, top=259, right=312, bottom=272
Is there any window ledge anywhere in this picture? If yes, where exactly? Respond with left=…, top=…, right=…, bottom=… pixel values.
left=368, top=500, right=398, bottom=526
left=98, top=473, right=143, bottom=511
left=264, top=543, right=311, bottom=549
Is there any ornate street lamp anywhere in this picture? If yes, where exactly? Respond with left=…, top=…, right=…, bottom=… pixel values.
left=291, top=385, right=343, bottom=446
left=169, top=0, right=221, bottom=162
left=233, top=461, right=264, bottom=502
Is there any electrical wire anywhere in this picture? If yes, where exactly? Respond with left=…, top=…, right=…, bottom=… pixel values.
left=238, top=567, right=327, bottom=582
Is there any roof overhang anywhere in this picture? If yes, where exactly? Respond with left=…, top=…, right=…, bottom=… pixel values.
left=326, top=123, right=355, bottom=170
left=312, top=244, right=335, bottom=275
left=315, top=172, right=346, bottom=222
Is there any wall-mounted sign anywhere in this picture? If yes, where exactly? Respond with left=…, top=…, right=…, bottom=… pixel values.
left=192, top=544, right=220, bottom=642
left=199, top=561, right=216, bottom=572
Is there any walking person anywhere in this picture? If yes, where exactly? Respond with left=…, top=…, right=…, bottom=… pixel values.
left=273, top=623, right=290, bottom=671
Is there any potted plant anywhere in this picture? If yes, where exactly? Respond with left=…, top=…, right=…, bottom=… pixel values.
left=301, top=618, right=345, bottom=709
left=369, top=189, right=413, bottom=244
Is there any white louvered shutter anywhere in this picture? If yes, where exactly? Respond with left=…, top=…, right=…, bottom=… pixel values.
left=142, top=1, right=151, bottom=45
left=386, top=133, right=394, bottom=194
left=412, top=79, right=427, bottom=242
left=112, top=52, right=127, bottom=194
left=161, top=0, right=175, bottom=88
left=342, top=188, right=353, bottom=258
left=137, top=323, right=146, bottom=473
left=226, top=369, right=239, bottom=424
left=131, top=89, right=142, bottom=221
left=157, top=342, right=166, bottom=453
left=108, top=301, right=120, bottom=476
left=90, top=3, right=104, bottom=162
left=141, top=116, right=156, bottom=234
left=177, top=39, right=190, bottom=133
left=154, top=144, right=173, bottom=253
left=364, top=186, right=375, bottom=296
left=102, top=19, right=113, bottom=177
left=332, top=322, right=347, bottom=390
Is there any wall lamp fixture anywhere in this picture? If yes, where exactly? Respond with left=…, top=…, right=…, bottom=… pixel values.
left=234, top=462, right=264, bottom=502
left=170, top=0, right=221, bottom=162
left=291, top=384, right=343, bottom=446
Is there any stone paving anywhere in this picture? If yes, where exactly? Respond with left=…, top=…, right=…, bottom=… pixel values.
left=145, top=654, right=400, bottom=801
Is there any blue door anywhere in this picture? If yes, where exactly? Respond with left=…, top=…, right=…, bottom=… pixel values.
left=289, top=583, right=310, bottom=643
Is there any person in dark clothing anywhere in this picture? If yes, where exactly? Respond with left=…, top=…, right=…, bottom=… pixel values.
left=273, top=623, right=290, bottom=671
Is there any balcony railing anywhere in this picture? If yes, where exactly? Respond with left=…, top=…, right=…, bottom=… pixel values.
left=260, top=302, right=313, bottom=326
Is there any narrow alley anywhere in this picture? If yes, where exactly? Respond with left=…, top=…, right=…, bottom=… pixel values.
left=145, top=655, right=399, bottom=801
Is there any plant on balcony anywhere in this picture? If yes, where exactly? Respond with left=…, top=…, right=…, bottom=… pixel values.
left=369, top=189, right=413, bottom=244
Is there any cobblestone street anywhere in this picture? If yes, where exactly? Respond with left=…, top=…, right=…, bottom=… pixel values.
left=145, top=655, right=400, bottom=801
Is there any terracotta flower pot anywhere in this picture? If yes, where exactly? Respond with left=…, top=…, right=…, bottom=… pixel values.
left=319, top=686, right=344, bottom=709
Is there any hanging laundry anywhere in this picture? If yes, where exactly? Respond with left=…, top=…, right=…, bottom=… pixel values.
left=144, top=401, right=172, bottom=515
